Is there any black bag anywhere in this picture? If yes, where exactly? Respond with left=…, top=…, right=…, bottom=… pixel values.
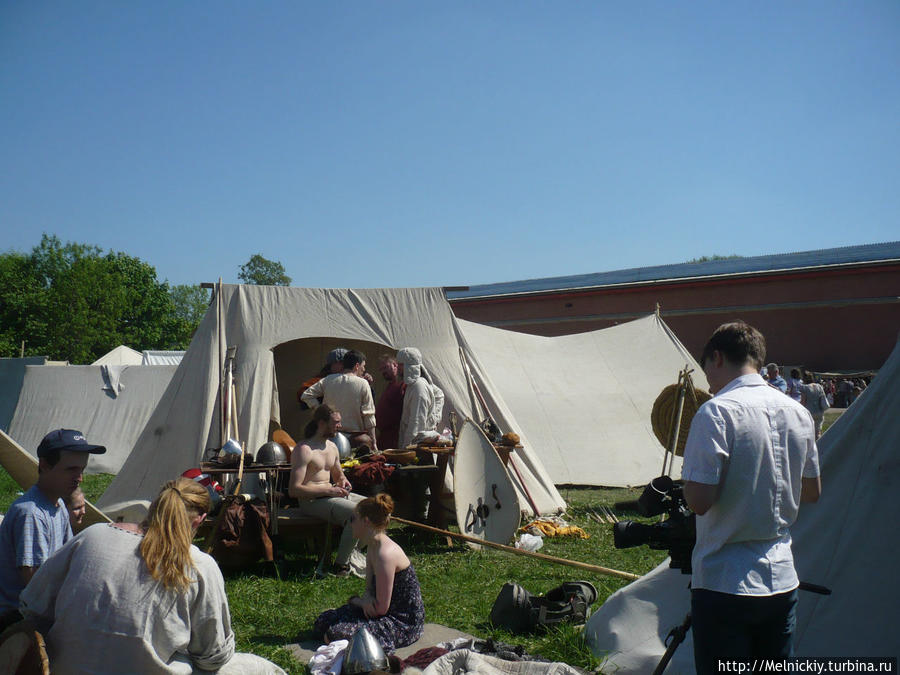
left=489, top=582, right=534, bottom=633
left=531, top=581, right=597, bottom=628
left=489, top=580, right=598, bottom=633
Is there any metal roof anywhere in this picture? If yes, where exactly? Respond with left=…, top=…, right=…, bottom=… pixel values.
left=448, top=241, right=900, bottom=300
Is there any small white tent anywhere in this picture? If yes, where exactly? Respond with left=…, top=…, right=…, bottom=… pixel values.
left=98, top=285, right=566, bottom=519
left=456, top=314, right=708, bottom=487
left=8, top=364, right=177, bottom=474
left=92, top=345, right=143, bottom=366
left=584, top=335, right=900, bottom=671
left=142, top=350, right=185, bottom=365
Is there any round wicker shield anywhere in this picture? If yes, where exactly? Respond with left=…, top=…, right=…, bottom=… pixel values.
left=651, top=377, right=711, bottom=457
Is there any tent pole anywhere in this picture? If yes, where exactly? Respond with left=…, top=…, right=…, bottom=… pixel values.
left=217, top=278, right=225, bottom=449
left=458, top=347, right=482, bottom=419
left=661, top=368, right=689, bottom=477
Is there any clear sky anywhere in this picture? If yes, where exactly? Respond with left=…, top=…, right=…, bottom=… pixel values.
left=1, top=2, right=898, bottom=289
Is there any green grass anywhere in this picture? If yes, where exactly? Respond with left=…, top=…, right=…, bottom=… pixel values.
left=821, top=408, right=844, bottom=435
left=0, top=472, right=113, bottom=513
left=1, top=472, right=666, bottom=673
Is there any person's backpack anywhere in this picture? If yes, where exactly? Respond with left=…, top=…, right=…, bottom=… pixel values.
left=489, top=581, right=598, bottom=633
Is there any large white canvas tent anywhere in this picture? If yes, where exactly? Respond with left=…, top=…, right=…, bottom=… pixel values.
left=456, top=314, right=708, bottom=487
left=8, top=364, right=177, bottom=474
left=98, top=285, right=566, bottom=518
left=584, top=335, right=900, bottom=671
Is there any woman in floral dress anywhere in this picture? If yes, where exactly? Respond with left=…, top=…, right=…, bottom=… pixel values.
left=314, top=493, right=425, bottom=653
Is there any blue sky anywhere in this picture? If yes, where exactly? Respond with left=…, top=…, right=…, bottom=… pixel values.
left=1, top=2, right=898, bottom=289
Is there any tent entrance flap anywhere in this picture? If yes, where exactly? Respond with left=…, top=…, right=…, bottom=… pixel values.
left=273, top=337, right=394, bottom=443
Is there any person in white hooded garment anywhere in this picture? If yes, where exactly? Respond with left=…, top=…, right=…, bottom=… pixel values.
left=396, top=348, right=445, bottom=448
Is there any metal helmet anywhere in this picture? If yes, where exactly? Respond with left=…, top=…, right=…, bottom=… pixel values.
left=342, top=626, right=388, bottom=675
left=256, top=441, right=287, bottom=465
left=333, top=431, right=352, bottom=460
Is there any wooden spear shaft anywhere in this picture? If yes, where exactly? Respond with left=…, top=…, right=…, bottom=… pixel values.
left=217, top=278, right=225, bottom=449
left=391, top=516, right=639, bottom=581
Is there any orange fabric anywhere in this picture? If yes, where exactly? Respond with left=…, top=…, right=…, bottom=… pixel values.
left=296, top=376, right=323, bottom=403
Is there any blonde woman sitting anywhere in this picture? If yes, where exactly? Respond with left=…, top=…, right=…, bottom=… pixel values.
left=20, top=478, right=285, bottom=674
left=313, top=494, right=425, bottom=653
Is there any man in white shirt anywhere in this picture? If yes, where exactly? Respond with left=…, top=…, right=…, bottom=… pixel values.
left=396, top=347, right=444, bottom=449
left=682, top=321, right=821, bottom=674
left=301, top=350, right=377, bottom=452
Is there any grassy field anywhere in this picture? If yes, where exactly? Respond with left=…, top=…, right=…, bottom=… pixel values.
left=0, top=471, right=668, bottom=673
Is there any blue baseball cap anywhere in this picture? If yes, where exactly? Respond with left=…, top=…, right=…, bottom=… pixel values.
left=37, top=429, right=106, bottom=457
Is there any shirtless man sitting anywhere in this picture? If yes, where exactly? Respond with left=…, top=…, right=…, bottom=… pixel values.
left=288, top=403, right=363, bottom=576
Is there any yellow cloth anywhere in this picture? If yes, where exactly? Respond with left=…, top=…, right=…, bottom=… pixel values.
left=520, top=520, right=589, bottom=539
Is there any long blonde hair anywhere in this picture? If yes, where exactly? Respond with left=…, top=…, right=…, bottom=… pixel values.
left=139, top=478, right=210, bottom=592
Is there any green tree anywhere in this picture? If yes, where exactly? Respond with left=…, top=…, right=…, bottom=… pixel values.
left=685, top=254, right=743, bottom=263
left=1, top=234, right=195, bottom=363
left=238, top=254, right=291, bottom=286
left=0, top=251, right=45, bottom=357
left=169, top=284, right=211, bottom=341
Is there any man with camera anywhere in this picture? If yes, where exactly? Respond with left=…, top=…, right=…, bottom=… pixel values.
left=682, top=321, right=821, bottom=674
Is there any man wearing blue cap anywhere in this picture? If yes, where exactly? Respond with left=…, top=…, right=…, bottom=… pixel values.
left=0, top=429, right=105, bottom=630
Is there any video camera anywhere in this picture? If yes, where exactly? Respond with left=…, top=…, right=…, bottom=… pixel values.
left=612, top=475, right=696, bottom=573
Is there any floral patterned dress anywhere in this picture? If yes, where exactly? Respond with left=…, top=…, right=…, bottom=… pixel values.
left=314, top=565, right=425, bottom=653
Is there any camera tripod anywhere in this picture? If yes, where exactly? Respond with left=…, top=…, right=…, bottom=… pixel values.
left=652, top=582, right=832, bottom=675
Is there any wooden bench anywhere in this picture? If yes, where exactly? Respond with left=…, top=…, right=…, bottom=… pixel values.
left=275, top=508, right=342, bottom=575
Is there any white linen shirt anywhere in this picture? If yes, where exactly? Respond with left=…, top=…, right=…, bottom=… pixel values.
left=301, top=373, right=376, bottom=433
left=682, top=373, right=820, bottom=596
left=399, top=378, right=442, bottom=448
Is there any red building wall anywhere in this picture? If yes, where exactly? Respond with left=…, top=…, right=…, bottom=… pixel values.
left=451, top=263, right=900, bottom=371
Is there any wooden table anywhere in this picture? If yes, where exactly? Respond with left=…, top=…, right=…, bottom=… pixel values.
left=412, top=445, right=455, bottom=533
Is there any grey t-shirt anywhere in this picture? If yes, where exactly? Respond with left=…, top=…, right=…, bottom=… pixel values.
left=20, top=523, right=236, bottom=674
left=0, top=484, right=71, bottom=613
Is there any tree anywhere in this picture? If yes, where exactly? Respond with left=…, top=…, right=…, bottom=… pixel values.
left=0, top=251, right=44, bottom=357
left=238, top=254, right=291, bottom=286
left=685, top=254, right=743, bottom=264
left=169, top=284, right=211, bottom=342
left=0, top=234, right=195, bottom=363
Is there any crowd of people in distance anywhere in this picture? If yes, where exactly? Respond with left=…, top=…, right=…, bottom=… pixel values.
left=760, top=362, right=874, bottom=439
